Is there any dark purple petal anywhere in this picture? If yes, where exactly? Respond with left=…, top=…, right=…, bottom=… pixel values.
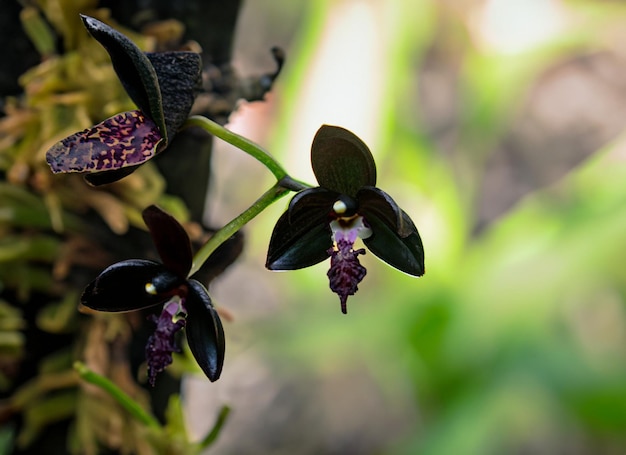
left=185, top=280, right=225, bottom=382
left=266, top=210, right=332, bottom=270
left=266, top=188, right=336, bottom=270
left=327, top=239, right=367, bottom=314
left=146, top=52, right=201, bottom=142
left=363, top=209, right=425, bottom=277
left=146, top=300, right=186, bottom=386
left=142, top=205, right=192, bottom=279
left=46, top=110, right=162, bottom=180
left=286, top=187, right=338, bottom=223
left=197, top=231, right=245, bottom=283
left=81, top=259, right=182, bottom=312
left=80, top=15, right=166, bottom=141
left=357, top=186, right=410, bottom=237
left=310, top=125, right=377, bottom=196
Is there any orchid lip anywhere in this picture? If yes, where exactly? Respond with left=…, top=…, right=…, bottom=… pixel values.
left=330, top=215, right=373, bottom=242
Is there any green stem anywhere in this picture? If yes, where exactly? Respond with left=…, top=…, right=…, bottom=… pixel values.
left=183, top=115, right=311, bottom=274
left=199, top=405, right=231, bottom=449
left=73, top=361, right=161, bottom=430
left=188, top=183, right=291, bottom=277
left=184, top=115, right=287, bottom=181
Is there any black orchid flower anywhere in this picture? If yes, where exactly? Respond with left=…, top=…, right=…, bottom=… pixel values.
left=46, top=15, right=201, bottom=186
left=81, top=205, right=225, bottom=385
left=266, top=125, right=425, bottom=314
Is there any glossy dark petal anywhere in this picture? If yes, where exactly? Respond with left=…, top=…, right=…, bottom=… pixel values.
left=142, top=205, right=192, bottom=279
left=287, top=187, right=337, bottom=223
left=197, top=230, right=244, bottom=283
left=46, top=110, right=162, bottom=179
left=357, top=186, right=412, bottom=238
left=146, top=52, right=201, bottom=142
left=266, top=190, right=334, bottom=270
left=363, top=209, right=425, bottom=277
left=185, top=280, right=225, bottom=382
left=266, top=212, right=331, bottom=270
left=310, top=125, right=377, bottom=196
left=80, top=15, right=166, bottom=143
left=81, top=259, right=181, bottom=312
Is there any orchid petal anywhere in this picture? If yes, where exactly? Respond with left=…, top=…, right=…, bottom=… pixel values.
left=357, top=186, right=413, bottom=238
left=287, top=187, right=337, bottom=223
left=363, top=209, right=425, bottom=277
left=142, top=205, right=192, bottom=279
left=185, top=280, right=225, bottom=382
left=311, top=125, right=376, bottom=196
left=81, top=259, right=182, bottom=312
left=146, top=52, right=201, bottom=141
left=80, top=15, right=166, bottom=142
left=46, top=110, right=162, bottom=183
left=266, top=189, right=334, bottom=270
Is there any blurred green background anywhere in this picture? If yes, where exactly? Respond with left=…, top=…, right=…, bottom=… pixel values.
left=188, top=0, right=626, bottom=454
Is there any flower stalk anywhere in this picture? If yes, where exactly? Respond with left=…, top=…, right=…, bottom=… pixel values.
left=185, top=115, right=288, bottom=182
left=189, top=182, right=292, bottom=277
left=200, top=405, right=231, bottom=449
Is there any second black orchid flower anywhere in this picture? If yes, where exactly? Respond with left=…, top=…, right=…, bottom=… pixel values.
left=81, top=205, right=225, bottom=385
left=46, top=15, right=201, bottom=186
left=266, top=125, right=425, bottom=313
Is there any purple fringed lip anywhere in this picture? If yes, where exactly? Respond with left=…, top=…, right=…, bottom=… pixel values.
left=145, top=299, right=187, bottom=386
left=327, top=237, right=367, bottom=314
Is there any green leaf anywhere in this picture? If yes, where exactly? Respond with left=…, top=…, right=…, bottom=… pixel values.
left=0, top=236, right=60, bottom=263
left=0, top=424, right=15, bottom=455
left=17, top=390, right=77, bottom=448
left=163, top=394, right=188, bottom=439
left=74, top=362, right=161, bottom=430
left=36, top=291, right=79, bottom=334
left=19, top=7, right=55, bottom=57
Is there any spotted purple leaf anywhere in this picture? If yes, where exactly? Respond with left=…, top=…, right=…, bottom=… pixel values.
left=46, top=110, right=162, bottom=174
